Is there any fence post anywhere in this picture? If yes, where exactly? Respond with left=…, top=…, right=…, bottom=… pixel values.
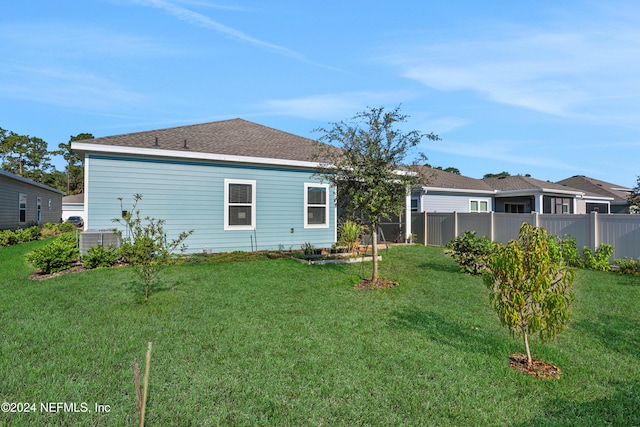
left=534, top=211, right=540, bottom=228
left=454, top=211, right=459, bottom=239
left=490, top=211, right=495, bottom=242
left=590, top=211, right=599, bottom=251
left=423, top=212, right=428, bottom=245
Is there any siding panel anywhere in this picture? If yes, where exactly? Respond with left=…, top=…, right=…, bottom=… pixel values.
left=86, top=155, right=335, bottom=253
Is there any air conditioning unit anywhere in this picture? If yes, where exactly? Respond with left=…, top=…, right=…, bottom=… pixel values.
left=80, top=229, right=122, bottom=256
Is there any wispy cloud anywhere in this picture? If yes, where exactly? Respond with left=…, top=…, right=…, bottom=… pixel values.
left=382, top=6, right=640, bottom=124
left=254, top=91, right=419, bottom=121
left=133, top=0, right=319, bottom=65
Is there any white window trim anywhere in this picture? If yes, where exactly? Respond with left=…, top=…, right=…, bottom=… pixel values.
left=18, top=193, right=27, bottom=224
left=304, top=183, right=330, bottom=229
left=470, top=199, right=489, bottom=213
left=224, top=179, right=256, bottom=231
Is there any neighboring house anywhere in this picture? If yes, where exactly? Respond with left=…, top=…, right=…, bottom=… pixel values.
left=557, top=175, right=633, bottom=214
left=71, top=119, right=337, bottom=253
left=62, top=193, right=85, bottom=222
left=0, top=169, right=64, bottom=230
left=483, top=175, right=613, bottom=214
left=413, top=167, right=496, bottom=213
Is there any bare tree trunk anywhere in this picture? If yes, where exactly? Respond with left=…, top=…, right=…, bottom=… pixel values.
left=523, top=332, right=532, bottom=368
left=371, top=225, right=378, bottom=283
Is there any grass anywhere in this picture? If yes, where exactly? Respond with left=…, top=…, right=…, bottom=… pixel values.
left=1, top=240, right=639, bottom=426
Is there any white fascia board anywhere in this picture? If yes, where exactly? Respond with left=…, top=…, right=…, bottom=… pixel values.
left=495, top=188, right=583, bottom=197
left=418, top=186, right=496, bottom=195
left=72, top=142, right=323, bottom=169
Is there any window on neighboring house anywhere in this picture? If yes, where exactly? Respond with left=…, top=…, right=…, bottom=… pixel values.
left=37, top=197, right=42, bottom=222
left=411, top=198, right=419, bottom=212
left=505, top=203, right=525, bottom=213
left=470, top=200, right=489, bottom=213
left=18, top=193, right=27, bottom=224
left=304, top=183, right=330, bottom=228
left=224, top=179, right=256, bottom=230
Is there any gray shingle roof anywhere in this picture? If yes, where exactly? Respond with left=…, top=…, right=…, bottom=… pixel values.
left=483, top=175, right=580, bottom=192
left=557, top=175, right=631, bottom=202
left=418, top=167, right=494, bottom=192
left=82, top=118, right=328, bottom=163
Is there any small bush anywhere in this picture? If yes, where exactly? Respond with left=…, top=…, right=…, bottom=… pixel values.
left=614, top=257, right=640, bottom=275
left=0, top=229, right=18, bottom=246
left=583, top=244, right=614, bottom=271
left=448, top=231, right=495, bottom=275
left=27, top=235, right=79, bottom=274
left=338, top=220, right=362, bottom=255
left=82, top=245, right=120, bottom=269
left=552, top=234, right=582, bottom=267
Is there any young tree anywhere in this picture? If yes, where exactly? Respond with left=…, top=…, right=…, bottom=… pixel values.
left=314, top=106, right=440, bottom=284
left=113, top=194, right=193, bottom=302
left=483, top=223, right=575, bottom=368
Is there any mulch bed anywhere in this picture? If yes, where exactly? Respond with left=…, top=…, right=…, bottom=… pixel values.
left=354, top=278, right=400, bottom=290
left=29, top=262, right=87, bottom=280
left=509, top=353, right=562, bottom=379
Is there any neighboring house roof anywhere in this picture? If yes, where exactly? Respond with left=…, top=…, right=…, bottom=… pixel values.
left=72, top=119, right=333, bottom=167
left=62, top=193, right=84, bottom=204
left=0, top=169, right=65, bottom=195
left=416, top=167, right=495, bottom=193
left=557, top=175, right=631, bottom=203
left=483, top=175, right=613, bottom=200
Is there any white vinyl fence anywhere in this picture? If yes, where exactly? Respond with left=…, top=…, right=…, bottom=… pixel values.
left=411, top=212, right=640, bottom=259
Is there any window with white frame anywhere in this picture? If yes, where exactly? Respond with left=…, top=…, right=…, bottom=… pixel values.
left=470, top=199, right=489, bottom=213
left=224, top=179, right=256, bottom=230
left=37, top=197, right=42, bottom=222
left=304, top=183, right=330, bottom=228
left=18, top=193, right=27, bottom=224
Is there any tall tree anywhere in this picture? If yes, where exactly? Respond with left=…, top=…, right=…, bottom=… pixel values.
left=55, top=133, right=93, bottom=194
left=314, top=106, right=440, bottom=284
left=0, top=131, right=52, bottom=182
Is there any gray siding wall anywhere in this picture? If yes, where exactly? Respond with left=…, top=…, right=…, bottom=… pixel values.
left=0, top=175, right=63, bottom=230
left=86, top=154, right=336, bottom=253
left=420, top=192, right=492, bottom=213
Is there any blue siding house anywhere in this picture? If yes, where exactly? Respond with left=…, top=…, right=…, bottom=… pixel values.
left=72, top=119, right=336, bottom=253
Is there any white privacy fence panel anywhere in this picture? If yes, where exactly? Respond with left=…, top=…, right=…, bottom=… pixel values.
left=412, top=212, right=640, bottom=259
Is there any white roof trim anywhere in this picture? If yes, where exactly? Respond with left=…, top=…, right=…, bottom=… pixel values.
left=418, top=186, right=496, bottom=195
left=0, top=169, right=65, bottom=195
left=72, top=142, right=323, bottom=169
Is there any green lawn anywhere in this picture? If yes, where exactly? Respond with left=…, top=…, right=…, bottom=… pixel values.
left=1, top=240, right=639, bottom=426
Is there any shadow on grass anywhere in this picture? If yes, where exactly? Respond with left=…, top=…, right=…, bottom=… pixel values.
left=572, top=313, right=640, bottom=358
left=515, top=380, right=640, bottom=426
left=388, top=307, right=507, bottom=357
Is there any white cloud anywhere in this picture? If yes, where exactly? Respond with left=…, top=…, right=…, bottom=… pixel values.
left=383, top=8, right=640, bottom=124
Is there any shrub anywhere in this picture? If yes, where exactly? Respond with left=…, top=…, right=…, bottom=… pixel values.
left=82, top=245, right=120, bottom=269
left=0, top=229, right=18, bottom=246
left=27, top=234, right=79, bottom=274
left=551, top=234, right=581, bottom=267
left=338, top=220, right=362, bottom=256
left=614, top=257, right=640, bottom=275
left=448, top=231, right=495, bottom=275
left=582, top=244, right=614, bottom=271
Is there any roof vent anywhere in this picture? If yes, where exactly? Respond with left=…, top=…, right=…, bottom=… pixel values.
left=183, top=139, right=188, bottom=149
left=154, top=137, right=159, bottom=146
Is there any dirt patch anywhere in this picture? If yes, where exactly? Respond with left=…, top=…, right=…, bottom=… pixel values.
left=354, top=278, right=399, bottom=290
left=509, top=353, right=562, bottom=379
left=29, top=261, right=87, bottom=281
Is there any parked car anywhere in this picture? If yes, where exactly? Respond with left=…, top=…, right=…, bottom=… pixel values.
left=67, top=216, right=84, bottom=227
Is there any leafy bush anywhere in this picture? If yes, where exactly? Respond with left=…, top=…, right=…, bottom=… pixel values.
left=82, top=245, right=120, bottom=269
left=447, top=231, right=495, bottom=275
left=0, top=229, right=18, bottom=246
left=614, top=257, right=640, bottom=275
left=582, top=244, right=614, bottom=271
left=26, top=234, right=79, bottom=274
left=338, top=220, right=362, bottom=256
left=551, top=234, right=582, bottom=267
left=0, top=226, right=40, bottom=246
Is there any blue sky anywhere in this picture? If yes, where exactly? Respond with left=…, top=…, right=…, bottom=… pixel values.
left=2, top=1, right=639, bottom=187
